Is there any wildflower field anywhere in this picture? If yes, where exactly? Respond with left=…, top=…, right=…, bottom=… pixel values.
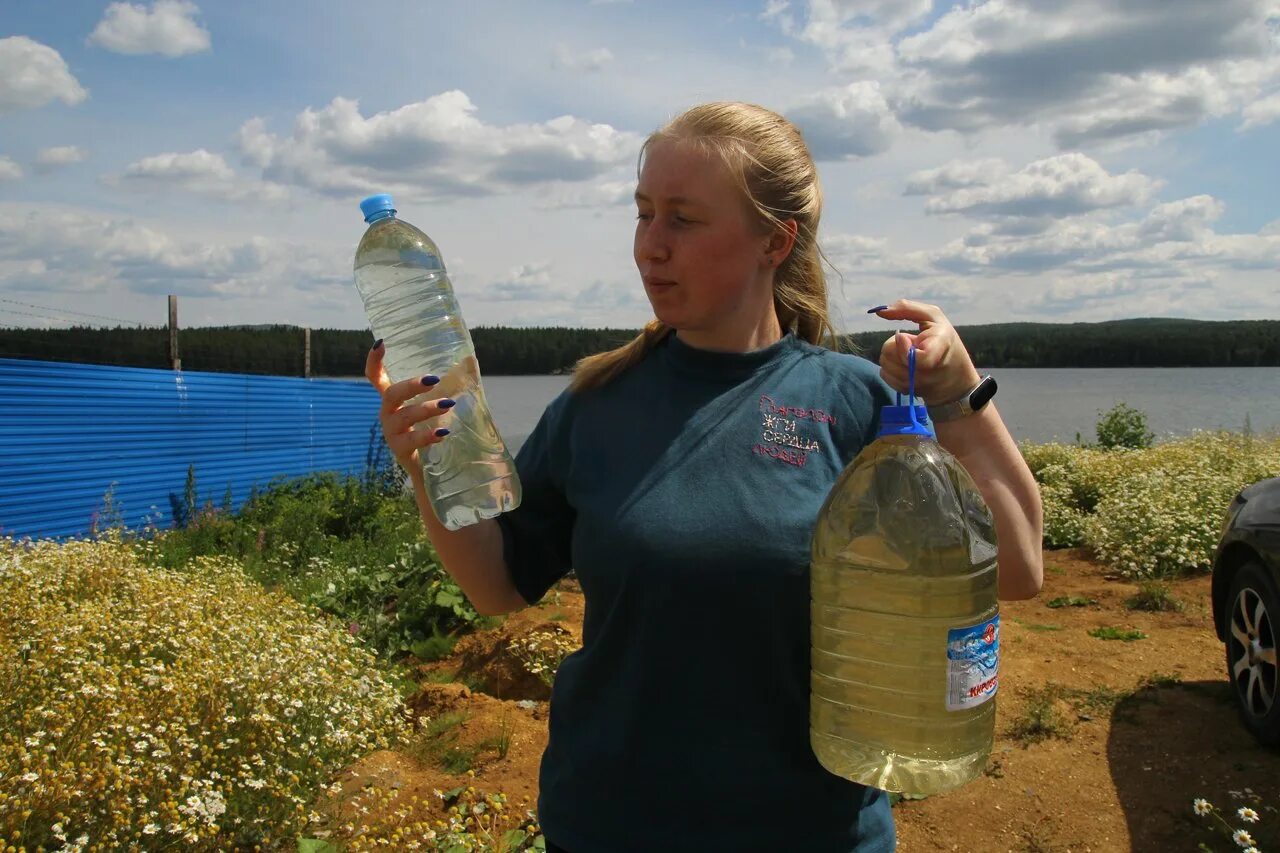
left=0, top=537, right=408, bottom=850
left=2, top=408, right=1277, bottom=851
left=1, top=469, right=548, bottom=852
left=1024, top=428, right=1280, bottom=577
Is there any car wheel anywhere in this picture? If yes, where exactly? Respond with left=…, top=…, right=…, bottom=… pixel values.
left=1225, top=561, right=1280, bottom=746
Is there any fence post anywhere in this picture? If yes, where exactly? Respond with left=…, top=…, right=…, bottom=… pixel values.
left=168, top=295, right=181, bottom=371
left=303, top=327, right=311, bottom=378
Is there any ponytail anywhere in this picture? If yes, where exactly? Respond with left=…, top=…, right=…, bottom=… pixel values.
left=569, top=320, right=671, bottom=394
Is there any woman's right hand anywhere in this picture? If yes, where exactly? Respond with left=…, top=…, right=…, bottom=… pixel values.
left=364, top=340, right=455, bottom=475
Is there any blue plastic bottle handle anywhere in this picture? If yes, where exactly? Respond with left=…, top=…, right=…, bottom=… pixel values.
left=893, top=347, right=926, bottom=432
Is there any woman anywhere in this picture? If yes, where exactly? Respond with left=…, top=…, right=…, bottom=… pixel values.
left=366, top=102, right=1043, bottom=853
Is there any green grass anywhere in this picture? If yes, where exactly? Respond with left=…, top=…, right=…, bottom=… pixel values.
left=406, top=711, right=481, bottom=774
left=1088, top=626, right=1147, bottom=641
left=422, top=668, right=460, bottom=685
left=1007, top=686, right=1073, bottom=744
left=410, top=631, right=459, bottom=662
left=1046, top=595, right=1096, bottom=608
left=1125, top=580, right=1184, bottom=613
left=1010, top=617, right=1063, bottom=632
left=405, top=709, right=514, bottom=774
left=1008, top=680, right=1152, bottom=744
left=490, top=716, right=513, bottom=761
left=1141, top=672, right=1182, bottom=688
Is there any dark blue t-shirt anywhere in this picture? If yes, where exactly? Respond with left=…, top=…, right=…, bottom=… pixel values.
left=496, top=331, right=897, bottom=853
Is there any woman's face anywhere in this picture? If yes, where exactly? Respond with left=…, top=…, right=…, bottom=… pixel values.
left=633, top=140, right=774, bottom=340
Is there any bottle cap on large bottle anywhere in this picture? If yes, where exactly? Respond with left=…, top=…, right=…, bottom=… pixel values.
left=877, top=346, right=934, bottom=438
left=360, top=193, right=397, bottom=223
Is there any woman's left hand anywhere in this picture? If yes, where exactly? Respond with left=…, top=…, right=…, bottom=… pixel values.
left=872, top=300, right=982, bottom=405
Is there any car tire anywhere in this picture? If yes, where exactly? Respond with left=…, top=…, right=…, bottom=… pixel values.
left=1224, top=561, right=1280, bottom=747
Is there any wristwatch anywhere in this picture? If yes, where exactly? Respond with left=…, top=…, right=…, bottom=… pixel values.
left=926, top=375, right=998, bottom=424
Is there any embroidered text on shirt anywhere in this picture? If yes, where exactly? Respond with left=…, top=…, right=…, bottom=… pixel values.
left=754, top=395, right=831, bottom=467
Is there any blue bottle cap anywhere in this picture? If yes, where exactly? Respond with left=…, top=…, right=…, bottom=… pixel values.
left=878, top=403, right=933, bottom=437
left=359, top=193, right=396, bottom=223
left=876, top=346, right=935, bottom=437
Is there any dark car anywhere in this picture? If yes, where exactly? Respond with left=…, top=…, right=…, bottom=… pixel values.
left=1213, top=476, right=1280, bottom=746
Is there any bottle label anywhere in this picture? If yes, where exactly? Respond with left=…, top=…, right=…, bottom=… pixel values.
left=945, top=615, right=1000, bottom=711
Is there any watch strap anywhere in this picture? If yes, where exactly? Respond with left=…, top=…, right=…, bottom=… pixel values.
left=926, top=375, right=996, bottom=424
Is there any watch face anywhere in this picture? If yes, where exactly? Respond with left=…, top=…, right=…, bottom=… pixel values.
left=972, top=376, right=998, bottom=409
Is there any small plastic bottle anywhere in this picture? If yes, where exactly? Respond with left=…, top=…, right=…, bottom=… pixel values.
left=354, top=194, right=521, bottom=529
left=810, top=348, right=998, bottom=796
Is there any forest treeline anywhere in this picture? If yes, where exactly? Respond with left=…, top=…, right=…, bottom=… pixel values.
left=1, top=318, right=1277, bottom=376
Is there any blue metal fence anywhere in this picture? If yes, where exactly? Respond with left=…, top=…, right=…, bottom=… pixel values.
left=0, top=358, right=383, bottom=541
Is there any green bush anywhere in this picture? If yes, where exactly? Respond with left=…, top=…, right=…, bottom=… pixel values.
left=0, top=536, right=409, bottom=851
left=1095, top=402, right=1155, bottom=450
left=137, top=472, right=485, bottom=661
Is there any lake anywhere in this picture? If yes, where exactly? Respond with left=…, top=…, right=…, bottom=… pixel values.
left=472, top=367, right=1280, bottom=453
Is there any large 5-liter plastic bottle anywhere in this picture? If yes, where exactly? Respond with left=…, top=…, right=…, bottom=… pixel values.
left=354, top=193, right=521, bottom=530
left=810, top=349, right=998, bottom=796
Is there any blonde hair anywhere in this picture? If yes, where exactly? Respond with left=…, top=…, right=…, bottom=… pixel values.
left=570, top=101, right=835, bottom=393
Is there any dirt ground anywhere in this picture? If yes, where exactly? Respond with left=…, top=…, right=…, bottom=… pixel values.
left=331, top=551, right=1279, bottom=852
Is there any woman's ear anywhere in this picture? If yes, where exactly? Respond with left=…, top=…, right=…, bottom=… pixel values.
left=765, top=218, right=799, bottom=266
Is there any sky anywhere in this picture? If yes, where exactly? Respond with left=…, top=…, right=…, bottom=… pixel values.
left=1, top=0, right=1278, bottom=334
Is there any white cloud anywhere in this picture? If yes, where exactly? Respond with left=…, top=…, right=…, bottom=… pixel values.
left=825, top=185, right=1279, bottom=317
left=0, top=37, right=88, bottom=114
left=922, top=153, right=1160, bottom=220
left=35, top=146, right=88, bottom=172
left=237, top=90, right=642, bottom=199
left=89, top=0, right=211, bottom=57
left=781, top=0, right=929, bottom=75
left=480, top=261, right=562, bottom=301
left=786, top=82, right=900, bottom=159
left=0, top=203, right=341, bottom=300
left=551, top=44, right=614, bottom=72
left=1028, top=272, right=1158, bottom=313
left=572, top=279, right=646, bottom=311
left=113, top=149, right=288, bottom=202
left=1137, top=195, right=1225, bottom=243
left=812, top=0, right=933, bottom=32
left=760, top=0, right=795, bottom=32
left=769, top=0, right=1280, bottom=147
left=0, top=157, right=23, bottom=181
left=1240, top=90, right=1280, bottom=128
left=941, top=195, right=1271, bottom=279
left=538, top=178, right=634, bottom=210
left=904, top=158, right=1009, bottom=195
left=824, top=232, right=934, bottom=280
left=893, top=0, right=1280, bottom=146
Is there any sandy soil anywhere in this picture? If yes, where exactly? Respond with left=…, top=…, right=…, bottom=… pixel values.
left=324, top=553, right=1279, bottom=852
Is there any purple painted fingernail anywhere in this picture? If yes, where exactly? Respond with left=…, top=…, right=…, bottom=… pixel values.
left=867, top=305, right=889, bottom=314
left=421, top=375, right=439, bottom=386
left=438, top=398, right=456, bottom=409
left=372, top=338, right=384, bottom=350
left=435, top=428, right=450, bottom=437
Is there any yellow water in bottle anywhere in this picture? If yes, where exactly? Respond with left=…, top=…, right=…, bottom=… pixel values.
left=809, top=350, right=998, bottom=796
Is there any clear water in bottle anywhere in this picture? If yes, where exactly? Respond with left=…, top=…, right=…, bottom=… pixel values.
left=809, top=373, right=998, bottom=796
left=354, top=194, right=520, bottom=529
